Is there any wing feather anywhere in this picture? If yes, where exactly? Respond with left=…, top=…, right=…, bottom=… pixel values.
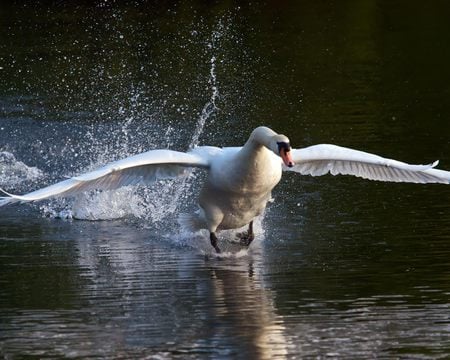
left=0, top=149, right=210, bottom=206
left=288, top=144, right=450, bottom=184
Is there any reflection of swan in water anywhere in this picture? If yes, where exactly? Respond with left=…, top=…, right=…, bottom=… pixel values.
left=2, top=126, right=449, bottom=253
left=1, top=222, right=290, bottom=357
left=70, top=227, right=289, bottom=358
left=204, top=260, right=288, bottom=359
left=71, top=223, right=288, bottom=358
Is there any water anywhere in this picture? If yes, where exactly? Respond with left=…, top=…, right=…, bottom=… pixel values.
left=1, top=1, right=450, bottom=358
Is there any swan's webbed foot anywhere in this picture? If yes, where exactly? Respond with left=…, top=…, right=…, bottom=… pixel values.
left=210, top=232, right=221, bottom=253
left=236, top=221, right=255, bottom=247
left=236, top=232, right=255, bottom=246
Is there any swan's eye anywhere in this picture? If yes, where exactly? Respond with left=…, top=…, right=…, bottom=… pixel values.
left=277, top=141, right=291, bottom=154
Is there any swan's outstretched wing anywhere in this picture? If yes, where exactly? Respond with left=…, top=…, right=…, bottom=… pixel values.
left=287, top=144, right=450, bottom=184
left=0, top=149, right=210, bottom=206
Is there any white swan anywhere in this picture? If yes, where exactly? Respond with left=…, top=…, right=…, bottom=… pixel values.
left=1, top=126, right=449, bottom=252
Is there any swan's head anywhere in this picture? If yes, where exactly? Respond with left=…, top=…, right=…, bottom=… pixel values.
left=249, top=126, right=295, bottom=167
left=271, top=134, right=294, bottom=168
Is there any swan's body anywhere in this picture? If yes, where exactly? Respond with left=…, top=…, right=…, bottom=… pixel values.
left=1, top=126, right=449, bottom=253
left=197, top=129, right=285, bottom=232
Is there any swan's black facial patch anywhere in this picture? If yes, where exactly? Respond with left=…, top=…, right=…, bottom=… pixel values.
left=277, top=141, right=294, bottom=167
left=277, top=141, right=291, bottom=154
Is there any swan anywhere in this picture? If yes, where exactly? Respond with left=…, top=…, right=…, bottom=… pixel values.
left=1, top=126, right=449, bottom=253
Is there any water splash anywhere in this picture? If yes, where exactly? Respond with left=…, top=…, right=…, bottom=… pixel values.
left=31, top=18, right=229, bottom=227
left=189, top=53, right=220, bottom=149
left=149, top=20, right=226, bottom=223
left=173, top=216, right=265, bottom=257
left=0, top=14, right=263, bottom=254
left=189, top=20, right=225, bottom=149
left=176, top=229, right=253, bottom=259
left=0, top=151, right=43, bottom=189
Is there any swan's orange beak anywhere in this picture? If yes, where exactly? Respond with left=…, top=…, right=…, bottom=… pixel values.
left=281, top=148, right=294, bottom=167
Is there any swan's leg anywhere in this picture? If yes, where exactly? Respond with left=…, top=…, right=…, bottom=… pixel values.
left=237, top=221, right=255, bottom=247
left=245, top=221, right=255, bottom=246
left=210, top=232, right=221, bottom=253
left=247, top=221, right=255, bottom=244
left=199, top=201, right=223, bottom=254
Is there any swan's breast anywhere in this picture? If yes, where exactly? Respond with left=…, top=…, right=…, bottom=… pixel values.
left=207, top=148, right=282, bottom=196
left=199, top=149, right=282, bottom=228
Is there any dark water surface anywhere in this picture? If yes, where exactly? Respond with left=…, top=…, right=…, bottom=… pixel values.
left=1, top=1, right=450, bottom=358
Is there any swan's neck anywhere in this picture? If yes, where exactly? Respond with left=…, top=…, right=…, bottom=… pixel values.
left=244, top=126, right=277, bottom=152
left=235, top=126, right=277, bottom=168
